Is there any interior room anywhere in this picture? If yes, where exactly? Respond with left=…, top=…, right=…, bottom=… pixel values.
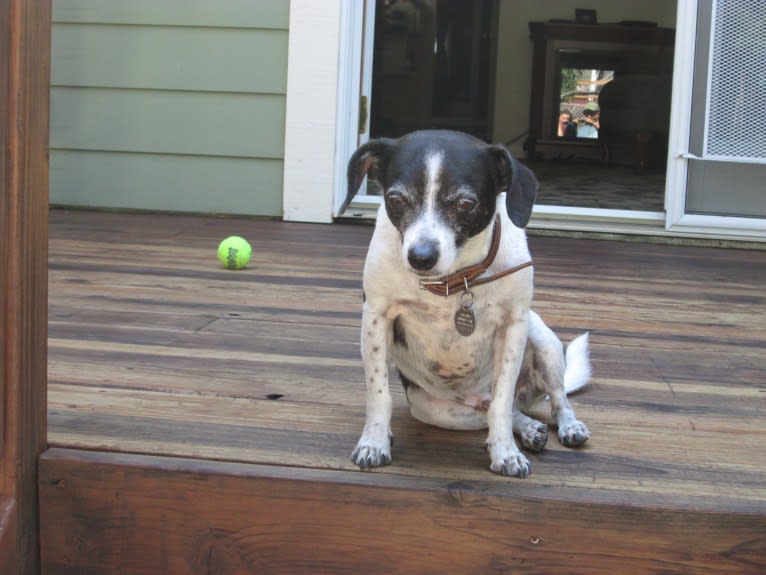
left=368, top=0, right=678, bottom=213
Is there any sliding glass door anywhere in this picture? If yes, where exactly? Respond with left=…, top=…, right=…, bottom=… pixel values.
left=666, top=0, right=766, bottom=239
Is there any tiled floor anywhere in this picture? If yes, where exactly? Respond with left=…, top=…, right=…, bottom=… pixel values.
left=530, top=158, right=666, bottom=212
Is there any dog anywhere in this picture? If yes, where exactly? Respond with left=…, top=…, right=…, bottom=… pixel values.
left=343, top=130, right=591, bottom=477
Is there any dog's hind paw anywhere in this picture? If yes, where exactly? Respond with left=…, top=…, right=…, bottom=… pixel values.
left=558, top=420, right=591, bottom=447
left=518, top=421, right=549, bottom=453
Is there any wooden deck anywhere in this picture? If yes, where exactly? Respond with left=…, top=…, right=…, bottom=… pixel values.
left=41, top=209, right=765, bottom=574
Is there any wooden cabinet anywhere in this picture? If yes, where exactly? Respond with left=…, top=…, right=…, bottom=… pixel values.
left=526, top=22, right=675, bottom=160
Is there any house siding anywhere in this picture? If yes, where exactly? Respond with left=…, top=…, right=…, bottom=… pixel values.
left=50, top=0, right=289, bottom=216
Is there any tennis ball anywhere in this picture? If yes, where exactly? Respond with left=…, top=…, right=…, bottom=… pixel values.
left=217, top=236, right=252, bottom=270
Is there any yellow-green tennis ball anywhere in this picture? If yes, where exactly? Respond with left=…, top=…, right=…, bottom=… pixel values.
left=217, top=236, right=252, bottom=270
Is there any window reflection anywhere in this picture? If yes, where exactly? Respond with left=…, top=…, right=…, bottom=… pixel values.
left=557, top=68, right=612, bottom=139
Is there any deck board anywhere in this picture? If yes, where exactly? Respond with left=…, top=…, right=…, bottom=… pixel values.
left=43, top=209, right=766, bottom=573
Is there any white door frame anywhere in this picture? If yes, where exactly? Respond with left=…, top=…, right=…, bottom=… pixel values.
left=664, top=0, right=766, bottom=240
left=282, top=0, right=373, bottom=223
left=283, top=0, right=345, bottom=223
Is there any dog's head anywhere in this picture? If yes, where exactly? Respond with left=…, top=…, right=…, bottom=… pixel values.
left=344, top=130, right=537, bottom=276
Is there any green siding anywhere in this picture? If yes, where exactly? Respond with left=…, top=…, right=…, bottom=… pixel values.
left=51, top=88, right=285, bottom=158
left=51, top=151, right=283, bottom=216
left=52, top=0, right=288, bottom=29
left=52, top=25, right=287, bottom=93
left=50, top=0, right=289, bottom=216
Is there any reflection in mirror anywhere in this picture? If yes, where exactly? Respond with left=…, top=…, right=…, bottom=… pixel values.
left=557, top=67, right=612, bottom=139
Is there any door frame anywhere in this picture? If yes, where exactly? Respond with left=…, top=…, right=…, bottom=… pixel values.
left=332, top=0, right=375, bottom=215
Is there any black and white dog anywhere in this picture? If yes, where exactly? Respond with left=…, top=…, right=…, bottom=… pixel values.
left=344, top=130, right=590, bottom=478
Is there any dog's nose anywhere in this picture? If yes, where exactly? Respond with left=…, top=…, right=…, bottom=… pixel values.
left=408, top=240, right=439, bottom=271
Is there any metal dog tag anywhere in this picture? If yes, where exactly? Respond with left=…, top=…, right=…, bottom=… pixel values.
left=454, top=305, right=476, bottom=336
left=454, top=287, right=476, bottom=336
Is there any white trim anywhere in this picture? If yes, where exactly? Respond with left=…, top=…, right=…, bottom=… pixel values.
left=680, top=152, right=766, bottom=165
left=535, top=205, right=664, bottom=224
left=529, top=206, right=666, bottom=236
left=331, top=1, right=366, bottom=217
left=283, top=0, right=343, bottom=223
left=533, top=206, right=766, bottom=241
left=665, top=0, right=698, bottom=229
left=333, top=0, right=376, bottom=214
left=668, top=213, right=766, bottom=239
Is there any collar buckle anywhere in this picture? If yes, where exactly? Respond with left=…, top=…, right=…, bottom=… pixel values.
left=419, top=279, right=450, bottom=296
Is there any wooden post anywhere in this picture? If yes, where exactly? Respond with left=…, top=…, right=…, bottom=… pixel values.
left=0, top=0, right=51, bottom=573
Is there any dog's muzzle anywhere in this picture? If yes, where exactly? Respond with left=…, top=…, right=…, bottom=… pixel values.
left=407, top=239, right=440, bottom=272
left=416, top=215, right=535, bottom=297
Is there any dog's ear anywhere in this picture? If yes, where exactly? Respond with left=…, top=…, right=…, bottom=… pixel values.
left=342, top=138, right=396, bottom=214
left=489, top=145, right=538, bottom=229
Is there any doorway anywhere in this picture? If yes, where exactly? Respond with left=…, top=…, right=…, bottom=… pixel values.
left=369, top=0, right=494, bottom=141
left=356, top=0, right=678, bottom=215
left=363, top=0, right=495, bottom=196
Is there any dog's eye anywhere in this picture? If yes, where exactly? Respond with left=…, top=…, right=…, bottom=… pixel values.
left=385, top=192, right=408, bottom=210
left=455, top=198, right=477, bottom=213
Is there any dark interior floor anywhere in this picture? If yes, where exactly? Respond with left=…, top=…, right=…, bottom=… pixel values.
left=529, top=158, right=666, bottom=212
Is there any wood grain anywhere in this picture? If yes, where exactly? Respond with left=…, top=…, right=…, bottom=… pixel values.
left=43, top=209, right=766, bottom=573
left=40, top=448, right=766, bottom=575
left=0, top=1, right=51, bottom=574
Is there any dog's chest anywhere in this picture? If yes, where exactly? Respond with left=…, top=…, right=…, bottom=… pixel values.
left=389, top=294, right=507, bottom=395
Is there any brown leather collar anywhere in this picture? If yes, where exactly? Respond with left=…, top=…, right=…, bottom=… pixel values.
left=419, top=215, right=533, bottom=297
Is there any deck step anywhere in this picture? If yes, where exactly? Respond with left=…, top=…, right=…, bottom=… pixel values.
left=39, top=447, right=765, bottom=575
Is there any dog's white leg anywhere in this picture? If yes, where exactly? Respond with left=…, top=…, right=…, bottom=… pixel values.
left=486, top=315, right=531, bottom=478
left=405, top=384, right=488, bottom=430
left=351, top=304, right=394, bottom=469
left=554, top=333, right=591, bottom=445
left=550, top=390, right=591, bottom=447
left=526, top=313, right=591, bottom=447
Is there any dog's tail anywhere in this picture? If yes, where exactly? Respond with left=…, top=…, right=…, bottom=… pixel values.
left=563, top=332, right=591, bottom=394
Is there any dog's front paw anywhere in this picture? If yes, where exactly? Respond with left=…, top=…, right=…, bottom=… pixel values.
left=558, top=420, right=591, bottom=447
left=486, top=440, right=531, bottom=478
left=351, top=442, right=392, bottom=469
left=351, top=426, right=393, bottom=469
left=352, top=443, right=392, bottom=469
